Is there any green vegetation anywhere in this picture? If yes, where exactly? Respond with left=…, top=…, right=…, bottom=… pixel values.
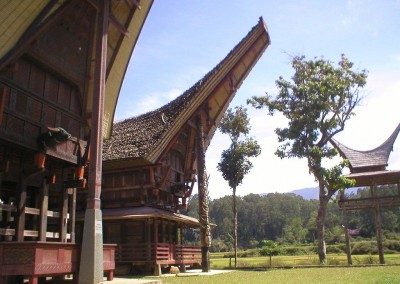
left=153, top=266, right=400, bottom=284
left=210, top=253, right=400, bottom=268
left=248, top=54, right=368, bottom=263
left=183, top=185, right=400, bottom=254
left=217, top=106, right=261, bottom=268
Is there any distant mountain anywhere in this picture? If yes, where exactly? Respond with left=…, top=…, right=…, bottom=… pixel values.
left=288, top=187, right=360, bottom=200
left=290, top=187, right=319, bottom=200
left=259, top=187, right=360, bottom=200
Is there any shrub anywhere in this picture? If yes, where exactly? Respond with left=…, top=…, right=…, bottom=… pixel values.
left=326, top=245, right=345, bottom=254
left=223, top=249, right=258, bottom=258
left=383, top=240, right=400, bottom=252
left=327, top=257, right=340, bottom=265
left=279, top=245, right=318, bottom=256
left=351, top=241, right=377, bottom=255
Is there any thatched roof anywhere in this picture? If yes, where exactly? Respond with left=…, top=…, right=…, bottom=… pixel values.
left=331, top=123, right=400, bottom=173
left=103, top=18, right=270, bottom=165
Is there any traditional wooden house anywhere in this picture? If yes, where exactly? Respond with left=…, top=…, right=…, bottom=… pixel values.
left=77, top=18, right=270, bottom=275
left=330, top=123, right=400, bottom=264
left=0, top=1, right=153, bottom=283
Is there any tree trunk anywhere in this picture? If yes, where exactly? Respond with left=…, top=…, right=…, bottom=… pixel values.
left=233, top=185, right=238, bottom=269
left=316, top=185, right=329, bottom=264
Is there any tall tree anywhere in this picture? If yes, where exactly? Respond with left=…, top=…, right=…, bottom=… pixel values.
left=217, top=106, right=261, bottom=268
left=248, top=54, right=368, bottom=263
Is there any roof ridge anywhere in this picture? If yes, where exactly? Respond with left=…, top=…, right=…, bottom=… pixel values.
left=114, top=18, right=268, bottom=126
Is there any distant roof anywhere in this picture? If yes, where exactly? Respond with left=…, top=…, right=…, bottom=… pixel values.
left=103, top=18, right=270, bottom=165
left=330, top=123, right=400, bottom=173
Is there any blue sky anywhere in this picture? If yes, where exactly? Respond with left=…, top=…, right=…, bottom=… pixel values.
left=115, top=0, right=400, bottom=199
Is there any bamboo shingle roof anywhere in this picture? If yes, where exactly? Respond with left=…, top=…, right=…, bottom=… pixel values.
left=103, top=18, right=270, bottom=166
left=331, top=123, right=400, bottom=173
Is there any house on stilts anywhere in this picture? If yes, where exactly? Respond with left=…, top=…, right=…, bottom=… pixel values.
left=0, top=1, right=153, bottom=283
left=76, top=18, right=271, bottom=275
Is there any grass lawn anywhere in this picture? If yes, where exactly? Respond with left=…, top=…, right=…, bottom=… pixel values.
left=154, top=266, right=400, bottom=284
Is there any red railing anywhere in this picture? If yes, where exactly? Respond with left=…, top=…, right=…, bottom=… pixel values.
left=115, top=243, right=201, bottom=265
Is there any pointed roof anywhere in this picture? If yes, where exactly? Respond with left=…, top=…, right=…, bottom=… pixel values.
left=103, top=18, right=270, bottom=166
left=330, top=123, right=400, bottom=173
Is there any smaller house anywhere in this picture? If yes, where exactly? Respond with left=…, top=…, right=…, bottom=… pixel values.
left=77, top=17, right=271, bottom=275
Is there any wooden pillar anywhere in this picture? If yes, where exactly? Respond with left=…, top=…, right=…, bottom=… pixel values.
left=39, top=179, right=49, bottom=241
left=4, top=197, right=14, bottom=241
left=79, top=0, right=109, bottom=282
left=60, top=186, right=68, bottom=242
left=16, top=178, right=27, bottom=242
left=340, top=191, right=352, bottom=265
left=68, top=188, right=76, bottom=243
left=161, top=220, right=166, bottom=243
left=195, top=115, right=211, bottom=272
left=146, top=219, right=151, bottom=261
left=370, top=183, right=385, bottom=264
left=153, top=218, right=161, bottom=276
left=178, top=223, right=186, bottom=273
left=154, top=218, right=158, bottom=250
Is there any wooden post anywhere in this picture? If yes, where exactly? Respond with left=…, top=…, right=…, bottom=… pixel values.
left=161, top=220, right=166, bottom=243
left=60, top=186, right=68, bottom=242
left=340, top=191, right=352, bottom=265
left=153, top=218, right=161, bottom=276
left=195, top=115, right=211, bottom=272
left=146, top=219, right=151, bottom=261
left=16, top=179, right=27, bottom=242
left=370, top=184, right=385, bottom=264
left=79, top=0, right=109, bottom=282
left=4, top=197, right=14, bottom=241
left=39, top=179, right=49, bottom=241
left=68, top=188, right=76, bottom=243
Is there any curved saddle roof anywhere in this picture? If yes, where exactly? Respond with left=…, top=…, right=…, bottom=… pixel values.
left=330, top=123, right=400, bottom=173
left=103, top=18, right=270, bottom=166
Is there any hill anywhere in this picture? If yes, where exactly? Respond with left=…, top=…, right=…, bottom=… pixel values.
left=258, top=187, right=360, bottom=200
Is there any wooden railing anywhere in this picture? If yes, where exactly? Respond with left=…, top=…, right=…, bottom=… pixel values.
left=175, top=244, right=202, bottom=262
left=115, top=243, right=201, bottom=264
left=0, top=204, right=71, bottom=240
left=0, top=242, right=115, bottom=284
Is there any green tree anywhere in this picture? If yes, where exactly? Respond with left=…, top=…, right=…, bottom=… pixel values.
left=217, top=106, right=261, bottom=268
left=259, top=240, right=280, bottom=266
left=248, top=54, right=367, bottom=263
